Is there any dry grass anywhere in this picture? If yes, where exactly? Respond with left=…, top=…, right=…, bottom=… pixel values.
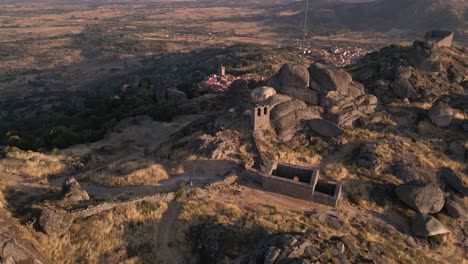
left=35, top=202, right=167, bottom=264
left=90, top=159, right=169, bottom=187
left=0, top=151, right=82, bottom=179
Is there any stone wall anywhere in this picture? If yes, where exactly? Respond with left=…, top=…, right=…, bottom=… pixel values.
left=424, top=30, right=454, bottom=47
left=262, top=161, right=341, bottom=207
left=312, top=181, right=342, bottom=207
left=263, top=174, right=315, bottom=201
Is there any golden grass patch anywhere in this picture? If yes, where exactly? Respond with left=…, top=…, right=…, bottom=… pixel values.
left=35, top=202, right=167, bottom=264
left=90, top=159, right=169, bottom=187
left=0, top=151, right=82, bottom=179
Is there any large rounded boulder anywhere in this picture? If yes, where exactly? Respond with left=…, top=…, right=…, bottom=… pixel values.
left=428, top=97, right=453, bottom=127
left=278, top=63, right=310, bottom=88
left=308, top=63, right=352, bottom=94
left=39, top=208, right=74, bottom=236
left=250, top=86, right=277, bottom=104
left=395, top=181, right=445, bottom=214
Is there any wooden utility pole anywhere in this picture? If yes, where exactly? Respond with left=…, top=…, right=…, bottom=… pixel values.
left=301, top=0, right=309, bottom=63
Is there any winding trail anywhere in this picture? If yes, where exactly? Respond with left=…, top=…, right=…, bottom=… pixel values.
left=157, top=201, right=184, bottom=264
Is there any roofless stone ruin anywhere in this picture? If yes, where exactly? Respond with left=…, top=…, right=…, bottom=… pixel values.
left=263, top=161, right=342, bottom=207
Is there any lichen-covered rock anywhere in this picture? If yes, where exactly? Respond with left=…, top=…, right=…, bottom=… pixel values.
left=39, top=208, right=74, bottom=237
left=396, top=181, right=445, bottom=214
left=428, top=97, right=453, bottom=127
left=411, top=214, right=450, bottom=237
left=250, top=86, right=277, bottom=104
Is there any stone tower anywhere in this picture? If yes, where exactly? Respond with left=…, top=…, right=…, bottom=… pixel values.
left=253, top=105, right=271, bottom=131
left=218, top=65, right=226, bottom=76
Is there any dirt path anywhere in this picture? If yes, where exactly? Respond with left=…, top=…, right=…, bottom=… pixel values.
left=157, top=201, right=184, bottom=264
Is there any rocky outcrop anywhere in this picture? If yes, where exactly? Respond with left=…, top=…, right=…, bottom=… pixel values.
left=260, top=62, right=378, bottom=141
left=278, top=64, right=318, bottom=105
left=410, top=40, right=445, bottom=72
left=62, top=177, right=89, bottom=204
left=250, top=86, right=277, bottom=104
left=39, top=208, right=74, bottom=237
left=349, top=40, right=466, bottom=104
left=323, top=93, right=378, bottom=127
left=0, top=212, right=50, bottom=263
left=428, top=97, right=453, bottom=127
left=396, top=181, right=445, bottom=214
left=411, top=214, right=450, bottom=237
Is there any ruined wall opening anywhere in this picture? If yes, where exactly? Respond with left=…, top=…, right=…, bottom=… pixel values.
left=257, top=108, right=262, bottom=116
left=272, top=164, right=314, bottom=184
left=264, top=107, right=268, bottom=115
left=315, top=181, right=337, bottom=196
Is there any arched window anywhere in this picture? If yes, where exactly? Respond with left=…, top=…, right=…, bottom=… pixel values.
left=264, top=107, right=268, bottom=115
left=257, top=108, right=261, bottom=116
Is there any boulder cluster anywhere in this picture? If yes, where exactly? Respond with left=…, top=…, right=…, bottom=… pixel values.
left=189, top=223, right=402, bottom=264
left=395, top=167, right=467, bottom=240
left=353, top=39, right=466, bottom=104
left=251, top=62, right=378, bottom=141
left=38, top=178, right=89, bottom=237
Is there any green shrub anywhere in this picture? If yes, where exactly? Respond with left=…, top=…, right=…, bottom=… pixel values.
left=137, top=201, right=160, bottom=214
left=426, top=234, right=445, bottom=246
left=51, top=147, right=60, bottom=156
left=175, top=184, right=188, bottom=200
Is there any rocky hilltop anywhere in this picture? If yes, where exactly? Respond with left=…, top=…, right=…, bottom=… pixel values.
left=0, top=36, right=466, bottom=263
